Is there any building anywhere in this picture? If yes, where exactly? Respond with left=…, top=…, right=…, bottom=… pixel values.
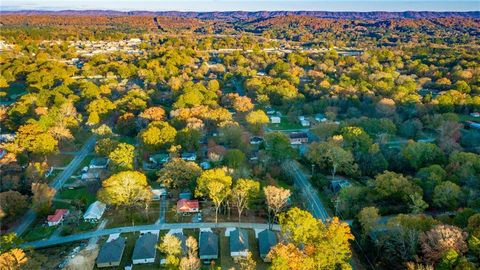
left=270, top=116, right=281, bottom=124
left=132, top=232, right=158, bottom=264
left=149, top=153, right=170, bottom=165
left=300, top=119, right=310, bottom=127
left=199, top=231, right=219, bottom=263
left=288, top=132, right=308, bottom=145
left=47, top=209, right=69, bottom=226
left=181, top=152, right=197, bottom=161
left=179, top=191, right=192, bottom=200
left=152, top=189, right=167, bottom=201
left=230, top=228, right=249, bottom=257
left=330, top=179, right=352, bottom=193
left=315, top=113, right=327, bottom=122
left=96, top=236, right=126, bottom=268
left=249, top=136, right=264, bottom=145
left=89, top=158, right=110, bottom=169
left=470, top=112, right=480, bottom=118
left=177, top=199, right=199, bottom=213
left=466, top=121, right=480, bottom=130
left=81, top=171, right=100, bottom=181
left=83, top=201, right=106, bottom=222
left=258, top=230, right=278, bottom=262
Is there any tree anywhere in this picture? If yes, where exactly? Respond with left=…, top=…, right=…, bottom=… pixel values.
left=235, top=251, right=256, bottom=270
left=264, top=185, right=291, bottom=228
left=139, top=106, right=166, bottom=122
left=307, top=141, right=357, bottom=180
left=0, top=191, right=28, bottom=220
left=97, top=171, right=152, bottom=210
left=158, top=234, right=181, bottom=269
left=179, top=236, right=200, bottom=270
left=376, top=98, right=396, bottom=116
left=371, top=171, right=422, bottom=209
left=31, top=183, right=56, bottom=216
left=15, top=123, right=58, bottom=159
left=233, top=96, right=254, bottom=112
left=140, top=121, right=177, bottom=151
left=115, top=113, right=139, bottom=137
left=358, top=206, right=380, bottom=237
left=195, top=169, right=232, bottom=223
left=157, top=158, right=202, bottom=189
left=419, top=225, right=468, bottom=264
left=94, top=138, right=119, bottom=157
left=270, top=207, right=354, bottom=270
left=0, top=248, right=27, bottom=270
left=232, top=179, right=260, bottom=222
left=311, top=122, right=339, bottom=141
left=433, top=181, right=461, bottom=210
left=245, top=110, right=269, bottom=134
left=402, top=141, right=445, bottom=170
left=340, top=126, right=373, bottom=153
left=224, top=149, right=246, bottom=168
left=108, top=143, right=135, bottom=171
left=175, top=128, right=200, bottom=152
left=264, top=132, right=296, bottom=162
left=436, top=122, right=463, bottom=154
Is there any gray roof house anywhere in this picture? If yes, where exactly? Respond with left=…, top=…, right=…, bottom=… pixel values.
left=199, top=231, right=219, bottom=262
left=258, top=230, right=278, bottom=262
left=96, top=237, right=126, bottom=268
left=132, top=232, right=158, bottom=264
left=230, top=228, right=249, bottom=257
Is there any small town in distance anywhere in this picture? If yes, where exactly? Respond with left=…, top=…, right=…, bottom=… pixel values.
left=0, top=4, right=479, bottom=270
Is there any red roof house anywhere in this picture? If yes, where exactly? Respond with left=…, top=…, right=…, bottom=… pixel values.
left=47, top=209, right=69, bottom=226
left=176, top=199, right=199, bottom=213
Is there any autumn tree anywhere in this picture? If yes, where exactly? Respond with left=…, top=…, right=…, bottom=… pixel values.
left=357, top=206, right=380, bottom=238
left=139, top=106, right=166, bottom=122
left=232, top=179, right=260, bottom=222
left=94, top=138, right=119, bottom=157
left=140, top=121, right=177, bottom=151
left=179, top=237, right=200, bottom=270
left=245, top=110, right=269, bottom=134
left=108, top=143, right=135, bottom=171
left=15, top=123, right=58, bottom=160
left=0, top=191, right=28, bottom=220
left=31, top=183, right=56, bottom=216
left=0, top=248, right=27, bottom=270
left=433, top=181, right=461, bottom=210
left=264, top=185, right=291, bottom=228
left=235, top=251, right=256, bottom=270
left=224, top=149, right=246, bottom=168
left=97, top=171, right=152, bottom=211
left=419, top=225, right=468, bottom=264
left=158, top=234, right=182, bottom=269
left=157, top=158, right=202, bottom=189
left=307, top=141, right=357, bottom=180
left=195, top=168, right=232, bottom=223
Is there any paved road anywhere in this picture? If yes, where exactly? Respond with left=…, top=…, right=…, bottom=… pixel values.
left=11, top=136, right=97, bottom=236
left=282, top=160, right=330, bottom=222
left=22, top=222, right=280, bottom=249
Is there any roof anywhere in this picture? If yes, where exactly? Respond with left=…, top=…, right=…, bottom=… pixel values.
left=230, top=228, right=249, bottom=253
left=132, top=233, right=158, bottom=260
left=149, top=154, right=169, bottom=163
left=177, top=199, right=199, bottom=212
left=258, top=230, right=277, bottom=256
left=179, top=191, right=192, bottom=200
left=84, top=201, right=106, bottom=220
left=97, top=237, right=126, bottom=264
left=181, top=152, right=197, bottom=159
left=289, top=132, right=308, bottom=139
left=47, top=209, right=68, bottom=222
left=199, top=231, right=219, bottom=257
left=90, top=157, right=109, bottom=167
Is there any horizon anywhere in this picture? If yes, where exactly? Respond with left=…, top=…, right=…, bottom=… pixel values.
left=2, top=0, right=480, bottom=12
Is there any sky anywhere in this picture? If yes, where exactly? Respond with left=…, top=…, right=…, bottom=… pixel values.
left=1, top=0, right=479, bottom=12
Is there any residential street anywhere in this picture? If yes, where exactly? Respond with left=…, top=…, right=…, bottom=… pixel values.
left=22, top=222, right=280, bottom=249
left=11, top=136, right=97, bottom=236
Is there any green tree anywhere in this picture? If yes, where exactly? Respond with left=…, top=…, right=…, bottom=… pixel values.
left=108, top=143, right=135, bottom=171
left=371, top=171, right=422, bottom=209
left=232, top=179, right=260, bottom=222
left=224, top=149, right=246, bottom=169
left=157, top=158, right=202, bottom=189
left=264, top=132, right=296, bottom=163
left=307, top=141, right=357, bottom=181
left=140, top=121, right=177, bottom=151
left=175, top=128, right=200, bottom=152
left=195, top=169, right=232, bottom=223
left=0, top=191, right=28, bottom=220
left=433, top=181, right=461, bottom=210
left=403, top=141, right=445, bottom=170
left=357, top=206, right=380, bottom=238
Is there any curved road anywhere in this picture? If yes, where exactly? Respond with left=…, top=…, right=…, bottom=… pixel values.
left=22, top=222, right=280, bottom=249
left=11, top=136, right=96, bottom=236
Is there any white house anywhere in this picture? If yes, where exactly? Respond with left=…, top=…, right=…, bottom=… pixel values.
left=270, top=116, right=281, bottom=124
left=83, top=201, right=106, bottom=222
left=47, top=209, right=69, bottom=226
left=152, top=189, right=167, bottom=201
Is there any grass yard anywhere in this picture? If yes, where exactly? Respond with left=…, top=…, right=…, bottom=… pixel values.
left=23, top=223, right=57, bottom=242
left=267, top=116, right=303, bottom=130
left=57, top=187, right=97, bottom=205
left=104, top=202, right=160, bottom=228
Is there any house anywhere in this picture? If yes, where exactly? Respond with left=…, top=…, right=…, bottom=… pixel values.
left=466, top=121, right=480, bottom=130
left=249, top=136, right=264, bottom=145
left=300, top=119, right=310, bottom=127
left=89, top=158, right=110, bottom=169
left=0, top=133, right=15, bottom=143
left=258, top=230, right=278, bottom=262
left=181, top=152, right=197, bottom=161
left=83, top=201, right=106, bottom=222
left=152, top=189, right=167, bottom=201
left=288, top=132, right=308, bottom=145
left=81, top=171, right=100, bottom=181
left=315, top=113, right=327, bottom=122
left=230, top=228, right=249, bottom=257
left=149, top=154, right=170, bottom=165
left=330, top=179, right=352, bottom=193
left=199, top=231, right=219, bottom=262
left=471, top=112, right=480, bottom=118
left=179, top=191, right=192, bottom=200
left=47, top=209, right=69, bottom=226
left=96, top=236, right=126, bottom=268
left=270, top=116, right=281, bottom=124
left=177, top=199, right=199, bottom=213
left=200, top=161, right=211, bottom=170
left=132, top=232, right=158, bottom=264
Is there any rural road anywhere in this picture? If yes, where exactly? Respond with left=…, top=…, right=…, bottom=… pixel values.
left=282, top=160, right=330, bottom=222
left=22, top=222, right=280, bottom=249
left=11, top=136, right=97, bottom=236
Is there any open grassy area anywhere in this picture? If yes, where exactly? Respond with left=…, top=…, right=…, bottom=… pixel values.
left=267, top=116, right=303, bottom=130
left=23, top=223, right=57, bottom=242
left=57, top=187, right=97, bottom=205
left=47, top=153, right=75, bottom=167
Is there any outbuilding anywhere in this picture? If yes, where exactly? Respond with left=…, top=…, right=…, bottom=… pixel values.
left=47, top=209, right=69, bottom=226
left=83, top=201, right=106, bottom=222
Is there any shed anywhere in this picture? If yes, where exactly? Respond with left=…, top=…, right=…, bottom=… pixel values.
left=230, top=228, right=249, bottom=257
left=199, top=231, right=219, bottom=262
left=270, top=116, right=281, bottom=124
left=96, top=236, right=126, bottom=268
left=132, top=232, right=158, bottom=264
left=258, top=230, right=277, bottom=262
left=83, top=201, right=106, bottom=222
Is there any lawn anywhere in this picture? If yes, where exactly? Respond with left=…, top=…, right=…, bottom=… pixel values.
left=57, top=187, right=97, bottom=205
left=23, top=223, right=57, bottom=242
left=104, top=202, right=160, bottom=228
left=267, top=116, right=303, bottom=130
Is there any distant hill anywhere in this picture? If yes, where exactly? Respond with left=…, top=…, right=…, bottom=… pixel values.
left=2, top=10, right=479, bottom=20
